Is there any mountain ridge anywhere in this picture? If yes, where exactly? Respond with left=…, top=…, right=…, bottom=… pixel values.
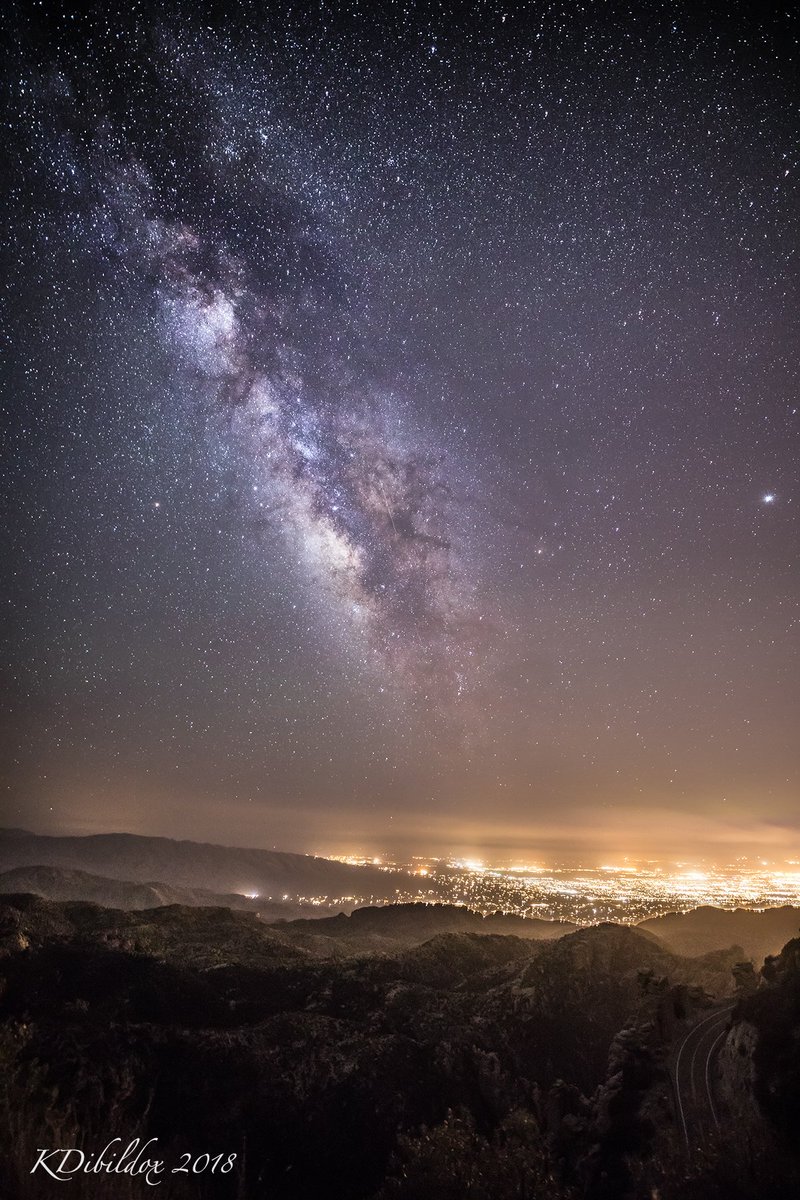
left=0, top=827, right=413, bottom=904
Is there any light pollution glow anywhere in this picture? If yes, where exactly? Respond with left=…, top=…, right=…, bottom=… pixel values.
left=319, top=856, right=800, bottom=924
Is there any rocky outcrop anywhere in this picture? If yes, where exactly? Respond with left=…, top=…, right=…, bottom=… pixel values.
left=718, top=1019, right=761, bottom=1125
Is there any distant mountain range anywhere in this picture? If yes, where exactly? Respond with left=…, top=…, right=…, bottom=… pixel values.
left=640, top=904, right=800, bottom=962
left=0, top=827, right=414, bottom=906
left=0, top=864, right=314, bottom=920
left=2, top=830, right=799, bottom=962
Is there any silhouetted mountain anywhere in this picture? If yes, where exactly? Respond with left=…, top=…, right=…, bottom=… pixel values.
left=639, top=905, right=800, bottom=961
left=0, top=828, right=415, bottom=906
left=0, top=864, right=302, bottom=918
left=0, top=893, right=761, bottom=1200
left=276, top=902, right=576, bottom=954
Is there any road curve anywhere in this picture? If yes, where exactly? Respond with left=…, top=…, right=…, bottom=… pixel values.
left=672, top=1003, right=735, bottom=1154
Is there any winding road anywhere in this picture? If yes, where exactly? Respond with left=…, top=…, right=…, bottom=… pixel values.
left=671, top=1003, right=735, bottom=1154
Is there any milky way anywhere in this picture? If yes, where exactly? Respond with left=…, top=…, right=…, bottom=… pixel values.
left=2, top=4, right=799, bottom=860
left=42, top=51, right=484, bottom=700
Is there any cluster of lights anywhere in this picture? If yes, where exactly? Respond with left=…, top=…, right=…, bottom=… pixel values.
left=429, top=861, right=800, bottom=922
left=290, top=855, right=800, bottom=925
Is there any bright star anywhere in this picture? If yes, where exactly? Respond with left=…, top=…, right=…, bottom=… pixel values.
left=762, top=493, right=776, bottom=504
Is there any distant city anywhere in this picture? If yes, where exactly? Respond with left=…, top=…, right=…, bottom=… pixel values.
left=241, top=856, right=800, bottom=924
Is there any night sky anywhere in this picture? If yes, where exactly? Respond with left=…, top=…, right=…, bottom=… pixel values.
left=2, top=2, right=798, bottom=864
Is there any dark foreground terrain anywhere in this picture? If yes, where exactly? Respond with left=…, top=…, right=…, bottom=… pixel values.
left=1, top=896, right=799, bottom=1200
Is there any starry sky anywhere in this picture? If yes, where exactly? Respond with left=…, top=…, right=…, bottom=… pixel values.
left=2, top=1, right=798, bottom=864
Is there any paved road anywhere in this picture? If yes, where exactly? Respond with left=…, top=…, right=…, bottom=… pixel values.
left=671, top=1003, right=735, bottom=1154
